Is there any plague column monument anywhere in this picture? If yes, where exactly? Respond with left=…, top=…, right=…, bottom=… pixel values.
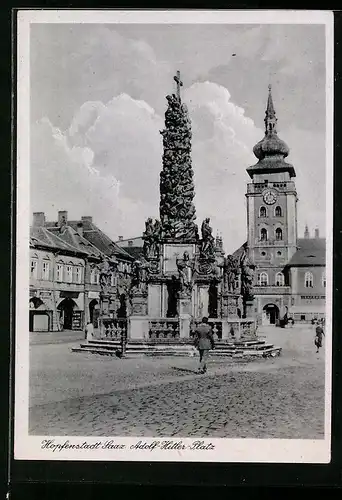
left=127, top=72, right=258, bottom=343
left=74, top=78, right=282, bottom=358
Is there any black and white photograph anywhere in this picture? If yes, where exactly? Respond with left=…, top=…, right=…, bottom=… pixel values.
left=15, top=10, right=333, bottom=463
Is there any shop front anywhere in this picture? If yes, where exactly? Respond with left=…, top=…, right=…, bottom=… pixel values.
left=57, top=291, right=84, bottom=331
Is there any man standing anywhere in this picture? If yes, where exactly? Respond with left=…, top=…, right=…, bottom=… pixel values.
left=315, top=321, right=325, bottom=353
left=85, top=321, right=94, bottom=342
left=194, top=317, right=215, bottom=374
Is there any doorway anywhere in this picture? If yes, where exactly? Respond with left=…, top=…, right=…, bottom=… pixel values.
left=263, top=303, right=280, bottom=325
left=58, top=297, right=77, bottom=330
left=208, top=282, right=218, bottom=318
left=117, top=293, right=127, bottom=319
left=89, top=299, right=99, bottom=328
left=166, top=278, right=180, bottom=318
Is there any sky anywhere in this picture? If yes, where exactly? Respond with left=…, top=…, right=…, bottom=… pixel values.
left=30, top=23, right=326, bottom=253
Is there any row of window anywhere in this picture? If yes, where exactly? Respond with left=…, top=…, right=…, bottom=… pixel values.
left=118, top=262, right=130, bottom=274
left=304, top=271, right=326, bottom=288
left=31, top=260, right=123, bottom=286
left=90, top=269, right=117, bottom=287
left=257, top=272, right=285, bottom=287
left=260, top=227, right=283, bottom=241
left=257, top=271, right=326, bottom=288
left=30, top=260, right=83, bottom=283
left=259, top=206, right=282, bottom=218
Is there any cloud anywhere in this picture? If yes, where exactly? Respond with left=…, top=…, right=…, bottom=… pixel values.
left=31, top=79, right=326, bottom=252
left=30, top=24, right=173, bottom=128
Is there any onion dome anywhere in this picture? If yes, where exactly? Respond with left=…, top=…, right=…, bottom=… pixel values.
left=253, top=85, right=290, bottom=160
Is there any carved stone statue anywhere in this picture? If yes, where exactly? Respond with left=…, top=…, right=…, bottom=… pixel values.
left=200, top=218, right=216, bottom=259
left=159, top=76, right=198, bottom=241
left=131, top=260, right=148, bottom=294
left=223, top=254, right=240, bottom=293
left=176, top=251, right=194, bottom=296
left=239, top=246, right=255, bottom=301
left=142, top=218, right=160, bottom=258
left=99, top=257, right=112, bottom=296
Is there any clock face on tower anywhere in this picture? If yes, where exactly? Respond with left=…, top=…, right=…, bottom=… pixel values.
left=263, top=189, right=277, bottom=205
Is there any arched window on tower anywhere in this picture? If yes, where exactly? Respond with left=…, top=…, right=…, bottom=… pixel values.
left=304, top=272, right=314, bottom=288
left=275, top=272, right=285, bottom=286
left=275, top=206, right=282, bottom=217
left=259, top=206, right=267, bottom=218
left=322, top=272, right=326, bottom=288
left=258, top=272, right=269, bottom=287
left=275, top=228, right=283, bottom=241
left=260, top=228, right=268, bottom=241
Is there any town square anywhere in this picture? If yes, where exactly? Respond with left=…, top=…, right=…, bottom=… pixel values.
left=23, top=20, right=329, bottom=446
left=29, top=325, right=324, bottom=438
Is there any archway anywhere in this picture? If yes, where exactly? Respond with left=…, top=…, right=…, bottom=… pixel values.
left=57, top=297, right=77, bottom=330
left=89, top=299, right=99, bottom=328
left=262, top=303, right=280, bottom=325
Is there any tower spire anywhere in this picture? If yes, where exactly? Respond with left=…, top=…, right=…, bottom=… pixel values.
left=265, top=84, right=277, bottom=134
left=304, top=224, right=310, bottom=239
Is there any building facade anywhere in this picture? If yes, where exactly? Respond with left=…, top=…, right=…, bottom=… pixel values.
left=30, top=224, right=88, bottom=332
left=30, top=211, right=134, bottom=332
left=241, top=86, right=326, bottom=324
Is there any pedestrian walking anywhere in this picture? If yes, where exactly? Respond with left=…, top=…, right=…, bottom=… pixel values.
left=194, top=317, right=215, bottom=374
left=85, top=321, right=94, bottom=341
left=314, top=322, right=325, bottom=353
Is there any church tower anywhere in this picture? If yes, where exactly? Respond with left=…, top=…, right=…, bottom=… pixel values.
left=246, top=85, right=298, bottom=314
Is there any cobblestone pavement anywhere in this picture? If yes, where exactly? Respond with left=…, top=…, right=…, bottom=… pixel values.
left=29, top=326, right=326, bottom=438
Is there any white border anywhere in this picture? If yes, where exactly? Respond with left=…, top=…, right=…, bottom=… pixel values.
left=15, top=10, right=334, bottom=464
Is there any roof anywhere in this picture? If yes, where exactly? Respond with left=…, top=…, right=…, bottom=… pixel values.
left=232, top=242, right=247, bottom=260
left=116, top=236, right=143, bottom=247
left=46, top=225, right=103, bottom=260
left=232, top=238, right=326, bottom=268
left=30, top=226, right=88, bottom=257
left=247, top=157, right=296, bottom=179
left=286, top=238, right=326, bottom=267
left=66, top=220, right=134, bottom=261
left=121, top=246, right=145, bottom=260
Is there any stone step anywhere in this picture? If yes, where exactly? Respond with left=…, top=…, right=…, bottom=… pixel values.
left=81, top=341, right=272, bottom=353
left=72, top=343, right=282, bottom=359
left=80, top=343, right=271, bottom=353
left=72, top=347, right=120, bottom=356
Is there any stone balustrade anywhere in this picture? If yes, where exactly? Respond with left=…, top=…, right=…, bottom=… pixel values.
left=100, top=317, right=127, bottom=340
left=148, top=318, right=180, bottom=340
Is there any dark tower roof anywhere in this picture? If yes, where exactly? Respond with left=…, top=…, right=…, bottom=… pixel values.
left=247, top=85, right=296, bottom=179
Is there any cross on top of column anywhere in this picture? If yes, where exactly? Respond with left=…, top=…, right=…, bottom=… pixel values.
left=173, top=70, right=183, bottom=100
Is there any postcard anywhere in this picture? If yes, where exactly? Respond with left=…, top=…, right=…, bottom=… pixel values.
left=15, top=9, right=333, bottom=464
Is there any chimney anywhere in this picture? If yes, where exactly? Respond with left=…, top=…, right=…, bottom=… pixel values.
left=315, top=227, right=320, bottom=239
left=81, top=216, right=93, bottom=223
left=58, top=211, right=68, bottom=226
left=304, top=224, right=310, bottom=239
left=32, top=212, right=45, bottom=227
left=118, top=236, right=123, bottom=241
left=77, top=222, right=83, bottom=237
